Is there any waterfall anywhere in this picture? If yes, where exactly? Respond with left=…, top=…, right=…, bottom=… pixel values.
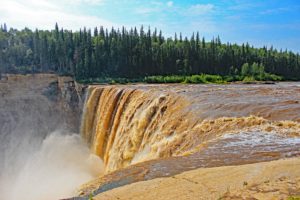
left=81, top=85, right=300, bottom=173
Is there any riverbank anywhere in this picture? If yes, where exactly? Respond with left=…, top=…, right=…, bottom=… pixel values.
left=92, top=157, right=300, bottom=200
left=77, top=73, right=285, bottom=85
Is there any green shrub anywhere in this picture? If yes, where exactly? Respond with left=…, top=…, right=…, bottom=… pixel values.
left=242, top=76, right=256, bottom=82
left=287, top=197, right=300, bottom=200
left=145, top=74, right=226, bottom=84
left=78, top=70, right=283, bottom=84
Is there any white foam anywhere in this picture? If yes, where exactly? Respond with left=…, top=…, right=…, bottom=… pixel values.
left=0, top=131, right=104, bottom=200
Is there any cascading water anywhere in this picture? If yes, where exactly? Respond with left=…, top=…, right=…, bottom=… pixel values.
left=81, top=84, right=300, bottom=174
left=1, top=75, right=299, bottom=199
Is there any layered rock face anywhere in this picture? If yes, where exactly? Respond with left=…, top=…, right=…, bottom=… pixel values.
left=0, top=74, right=92, bottom=200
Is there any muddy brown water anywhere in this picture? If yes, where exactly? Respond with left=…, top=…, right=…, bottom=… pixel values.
left=2, top=76, right=298, bottom=199
left=76, top=82, right=300, bottom=199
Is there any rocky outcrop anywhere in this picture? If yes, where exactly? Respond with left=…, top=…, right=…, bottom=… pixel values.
left=92, top=157, right=300, bottom=200
left=41, top=75, right=86, bottom=131
left=0, top=74, right=101, bottom=200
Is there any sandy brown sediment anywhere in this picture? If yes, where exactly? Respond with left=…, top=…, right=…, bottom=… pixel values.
left=93, top=157, right=300, bottom=200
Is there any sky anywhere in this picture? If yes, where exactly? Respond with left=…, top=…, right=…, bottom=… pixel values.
left=1, top=0, right=300, bottom=52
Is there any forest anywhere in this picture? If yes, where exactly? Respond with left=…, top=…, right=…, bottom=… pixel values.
left=0, top=23, right=299, bottom=81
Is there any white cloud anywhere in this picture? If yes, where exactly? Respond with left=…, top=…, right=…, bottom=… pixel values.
left=136, top=1, right=175, bottom=15
left=62, top=0, right=105, bottom=6
left=189, top=20, right=217, bottom=34
left=150, top=1, right=163, bottom=6
left=0, top=0, right=115, bottom=30
left=167, top=1, right=173, bottom=7
left=229, top=3, right=258, bottom=11
left=186, top=4, right=214, bottom=16
left=260, top=7, right=292, bottom=15
left=136, top=7, right=161, bottom=14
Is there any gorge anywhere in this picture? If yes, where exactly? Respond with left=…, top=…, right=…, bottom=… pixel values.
left=0, top=74, right=299, bottom=199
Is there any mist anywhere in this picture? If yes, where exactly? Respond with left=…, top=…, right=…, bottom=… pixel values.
left=0, top=75, right=103, bottom=200
left=0, top=130, right=103, bottom=200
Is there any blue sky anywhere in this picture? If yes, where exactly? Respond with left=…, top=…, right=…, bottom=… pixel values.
left=1, top=0, right=300, bottom=52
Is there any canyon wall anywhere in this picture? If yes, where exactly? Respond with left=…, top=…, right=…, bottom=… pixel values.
left=0, top=74, right=103, bottom=200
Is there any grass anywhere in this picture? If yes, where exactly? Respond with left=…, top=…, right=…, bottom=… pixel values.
left=144, top=74, right=226, bottom=84
left=78, top=77, right=143, bottom=84
left=88, top=193, right=94, bottom=200
left=287, top=197, right=300, bottom=200
left=144, top=73, right=282, bottom=84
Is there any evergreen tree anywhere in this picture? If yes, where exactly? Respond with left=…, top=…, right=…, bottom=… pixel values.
left=0, top=24, right=299, bottom=80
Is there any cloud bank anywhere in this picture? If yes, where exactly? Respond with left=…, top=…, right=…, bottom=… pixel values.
left=0, top=0, right=115, bottom=30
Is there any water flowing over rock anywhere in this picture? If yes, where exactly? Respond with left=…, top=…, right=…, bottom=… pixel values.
left=80, top=84, right=300, bottom=174
left=1, top=75, right=299, bottom=199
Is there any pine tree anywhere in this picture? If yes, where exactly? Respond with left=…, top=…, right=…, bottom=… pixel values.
left=0, top=23, right=299, bottom=80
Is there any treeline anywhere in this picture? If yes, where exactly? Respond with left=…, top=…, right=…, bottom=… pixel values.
left=0, top=23, right=299, bottom=80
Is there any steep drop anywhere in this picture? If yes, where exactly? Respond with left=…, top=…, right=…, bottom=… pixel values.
left=81, top=84, right=300, bottom=173
left=0, top=74, right=103, bottom=200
